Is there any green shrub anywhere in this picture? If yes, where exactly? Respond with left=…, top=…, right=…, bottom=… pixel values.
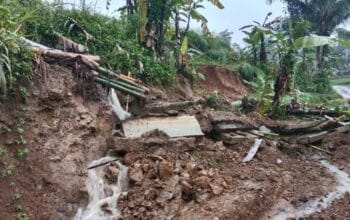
left=236, top=62, right=258, bottom=81
left=22, top=2, right=176, bottom=85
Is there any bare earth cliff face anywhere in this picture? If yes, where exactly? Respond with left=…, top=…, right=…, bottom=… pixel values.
left=0, top=65, right=114, bottom=219
left=0, top=65, right=350, bottom=219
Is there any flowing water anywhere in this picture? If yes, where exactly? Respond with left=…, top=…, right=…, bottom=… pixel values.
left=74, top=156, right=128, bottom=220
left=268, top=160, right=350, bottom=220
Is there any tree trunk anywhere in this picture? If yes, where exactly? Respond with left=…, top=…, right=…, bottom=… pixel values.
left=259, top=35, right=267, bottom=64
left=252, top=46, right=257, bottom=65
left=174, top=8, right=181, bottom=70
left=184, top=3, right=193, bottom=34
left=126, top=0, right=134, bottom=15
left=316, top=46, right=323, bottom=72
left=156, top=0, right=167, bottom=57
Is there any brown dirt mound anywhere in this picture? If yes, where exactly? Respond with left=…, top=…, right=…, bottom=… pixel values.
left=196, top=65, right=251, bottom=100
left=107, top=135, right=333, bottom=220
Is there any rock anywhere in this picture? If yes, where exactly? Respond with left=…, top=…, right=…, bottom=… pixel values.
left=123, top=153, right=137, bottom=166
left=153, top=148, right=167, bottom=157
left=214, top=141, right=226, bottom=151
left=207, top=169, right=215, bottom=178
left=149, top=88, right=167, bottom=100
left=101, top=203, right=113, bottom=214
left=105, top=164, right=119, bottom=183
left=158, top=161, right=173, bottom=180
left=49, top=155, right=61, bottom=162
left=192, top=176, right=210, bottom=189
left=182, top=172, right=190, bottom=180
left=277, top=159, right=283, bottom=164
left=56, top=203, right=74, bottom=213
left=130, top=168, right=144, bottom=183
left=209, top=183, right=224, bottom=196
left=198, top=170, right=208, bottom=177
left=145, top=137, right=167, bottom=147
left=221, top=133, right=247, bottom=145
left=195, top=193, right=210, bottom=204
left=166, top=110, right=179, bottom=116
left=157, top=191, right=174, bottom=204
left=186, top=162, right=196, bottom=173
left=166, top=175, right=180, bottom=188
left=142, top=163, right=151, bottom=173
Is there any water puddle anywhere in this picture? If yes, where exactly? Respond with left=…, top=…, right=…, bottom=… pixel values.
left=74, top=156, right=128, bottom=220
left=268, top=160, right=350, bottom=219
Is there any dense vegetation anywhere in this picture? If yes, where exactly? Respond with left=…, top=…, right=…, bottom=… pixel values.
left=0, top=0, right=350, bottom=116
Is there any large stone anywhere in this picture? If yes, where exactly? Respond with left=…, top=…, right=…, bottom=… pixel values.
left=209, top=183, right=224, bottom=196
left=129, top=168, right=143, bottom=183
left=192, top=176, right=211, bottom=189
left=156, top=191, right=174, bottom=204
left=105, top=164, right=119, bottom=183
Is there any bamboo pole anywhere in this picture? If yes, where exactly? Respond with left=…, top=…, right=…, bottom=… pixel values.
left=98, top=75, right=146, bottom=94
left=95, top=77, right=145, bottom=98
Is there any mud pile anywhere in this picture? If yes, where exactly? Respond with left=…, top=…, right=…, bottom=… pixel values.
left=196, top=65, right=251, bottom=100
left=107, top=132, right=334, bottom=219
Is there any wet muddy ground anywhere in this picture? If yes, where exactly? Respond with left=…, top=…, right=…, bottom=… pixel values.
left=0, top=65, right=350, bottom=219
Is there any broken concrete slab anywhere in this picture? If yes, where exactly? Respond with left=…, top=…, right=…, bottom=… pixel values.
left=145, top=101, right=195, bottom=113
left=214, top=122, right=249, bottom=133
left=290, top=122, right=350, bottom=144
left=273, top=120, right=327, bottom=133
left=122, top=115, right=204, bottom=138
left=221, top=133, right=248, bottom=145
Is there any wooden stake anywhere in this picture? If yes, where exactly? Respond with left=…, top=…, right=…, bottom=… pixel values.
left=308, top=145, right=333, bottom=155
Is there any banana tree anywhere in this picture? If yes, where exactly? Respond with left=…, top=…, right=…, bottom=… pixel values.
left=260, top=27, right=350, bottom=114
left=174, top=0, right=224, bottom=70
left=240, top=13, right=281, bottom=65
left=0, top=1, right=35, bottom=95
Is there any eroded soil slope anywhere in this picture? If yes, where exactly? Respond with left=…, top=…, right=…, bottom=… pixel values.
left=0, top=65, right=114, bottom=219
left=196, top=64, right=251, bottom=100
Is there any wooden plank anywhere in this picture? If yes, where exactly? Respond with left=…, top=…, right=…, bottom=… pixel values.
left=292, top=123, right=350, bottom=144
left=309, top=145, right=333, bottom=155
left=122, top=115, right=204, bottom=138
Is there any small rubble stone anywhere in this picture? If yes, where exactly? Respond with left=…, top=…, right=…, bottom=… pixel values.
left=105, top=164, right=119, bottom=183
left=209, top=183, right=224, bottom=196
left=192, top=176, right=211, bottom=188
left=130, top=168, right=144, bottom=183
left=158, top=161, right=173, bottom=180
